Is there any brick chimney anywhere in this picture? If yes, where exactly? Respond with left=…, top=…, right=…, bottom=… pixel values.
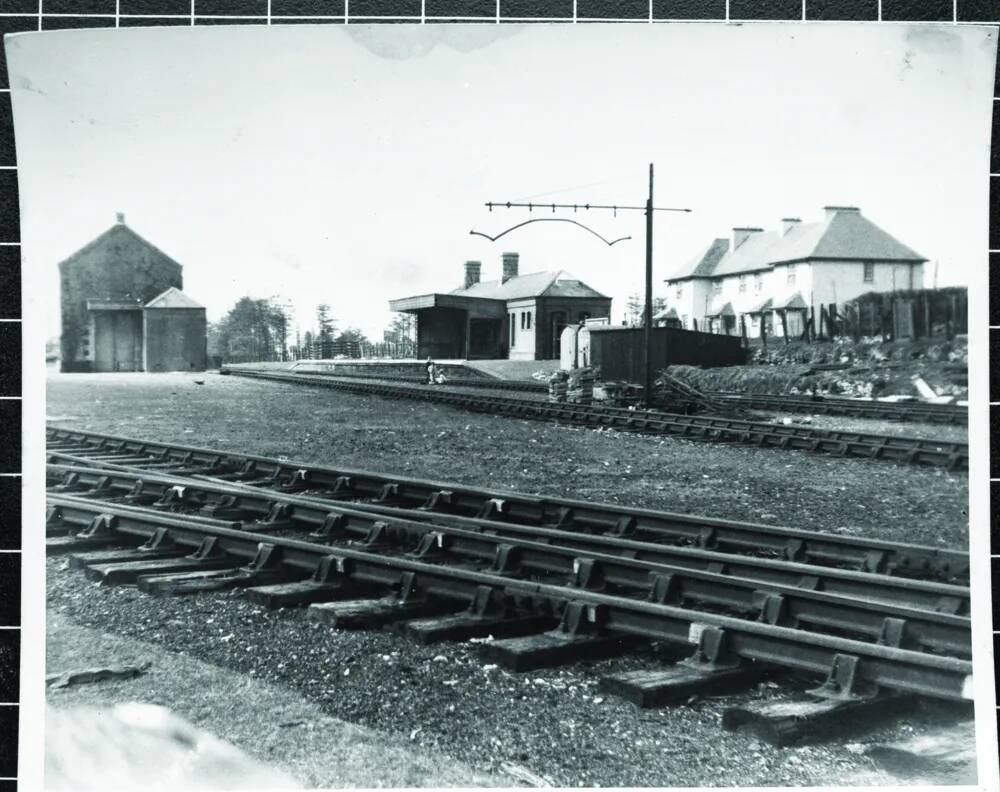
left=780, top=217, right=801, bottom=236
left=502, top=252, right=519, bottom=283
left=463, top=260, right=481, bottom=290
left=115, top=212, right=126, bottom=224
left=732, top=227, right=763, bottom=250
left=824, top=206, right=860, bottom=220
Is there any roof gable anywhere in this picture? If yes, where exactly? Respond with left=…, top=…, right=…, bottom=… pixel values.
left=666, top=238, right=729, bottom=281
left=670, top=209, right=925, bottom=281
left=58, top=222, right=184, bottom=272
left=145, top=286, right=203, bottom=309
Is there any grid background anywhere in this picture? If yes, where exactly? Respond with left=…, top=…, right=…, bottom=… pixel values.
left=0, top=1, right=996, bottom=786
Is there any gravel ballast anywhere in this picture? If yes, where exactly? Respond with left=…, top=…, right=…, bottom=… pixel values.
left=44, top=371, right=976, bottom=786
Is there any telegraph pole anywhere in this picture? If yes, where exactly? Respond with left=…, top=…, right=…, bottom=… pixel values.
left=644, top=164, right=654, bottom=406
left=482, top=163, right=690, bottom=407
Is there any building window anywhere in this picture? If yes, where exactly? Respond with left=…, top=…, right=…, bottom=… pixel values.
left=676, top=285, right=683, bottom=299
left=787, top=265, right=796, bottom=285
left=863, top=262, right=875, bottom=282
left=520, top=312, right=525, bottom=330
left=738, top=275, right=747, bottom=293
left=754, top=274, right=762, bottom=293
left=713, top=281, right=722, bottom=295
left=526, top=311, right=532, bottom=330
left=510, top=313, right=516, bottom=345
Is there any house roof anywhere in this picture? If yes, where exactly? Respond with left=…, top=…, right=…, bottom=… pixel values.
left=144, top=286, right=204, bottom=309
left=668, top=238, right=730, bottom=280
left=777, top=292, right=808, bottom=310
left=57, top=219, right=184, bottom=273
left=707, top=300, right=735, bottom=317
left=746, top=297, right=774, bottom=314
left=666, top=208, right=925, bottom=282
left=449, top=270, right=608, bottom=301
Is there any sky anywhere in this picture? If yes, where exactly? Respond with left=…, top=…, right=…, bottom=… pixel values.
left=6, top=22, right=996, bottom=340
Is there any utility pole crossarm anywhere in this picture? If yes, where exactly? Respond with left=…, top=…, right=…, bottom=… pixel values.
left=486, top=201, right=691, bottom=214
left=480, top=166, right=691, bottom=408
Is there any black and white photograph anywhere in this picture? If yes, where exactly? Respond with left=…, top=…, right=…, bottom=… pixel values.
left=5, top=17, right=999, bottom=790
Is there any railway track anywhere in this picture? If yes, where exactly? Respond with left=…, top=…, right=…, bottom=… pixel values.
left=44, top=427, right=975, bottom=741
left=46, top=489, right=972, bottom=702
left=285, top=367, right=968, bottom=425
left=220, top=367, right=969, bottom=470
left=46, top=427, right=970, bottom=581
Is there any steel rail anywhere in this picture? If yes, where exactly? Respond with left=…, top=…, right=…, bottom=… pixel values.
left=709, top=392, right=967, bottom=426
left=219, top=368, right=969, bottom=469
left=44, top=494, right=974, bottom=701
left=279, top=369, right=967, bottom=424
left=44, top=427, right=970, bottom=582
left=44, top=428, right=969, bottom=580
left=46, top=463, right=971, bottom=656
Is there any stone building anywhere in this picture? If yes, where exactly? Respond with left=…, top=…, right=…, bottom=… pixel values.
left=661, top=206, right=926, bottom=337
left=389, top=252, right=612, bottom=360
left=58, top=214, right=207, bottom=372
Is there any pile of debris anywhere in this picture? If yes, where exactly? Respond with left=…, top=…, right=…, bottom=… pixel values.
left=652, top=370, right=750, bottom=417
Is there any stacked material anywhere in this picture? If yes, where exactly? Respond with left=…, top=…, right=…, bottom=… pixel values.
left=567, top=367, right=595, bottom=404
left=548, top=371, right=569, bottom=402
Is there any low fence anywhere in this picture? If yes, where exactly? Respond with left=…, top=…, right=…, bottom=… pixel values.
left=223, top=339, right=417, bottom=364
left=741, top=288, right=967, bottom=347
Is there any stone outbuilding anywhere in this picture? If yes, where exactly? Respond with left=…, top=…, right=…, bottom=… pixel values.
left=58, top=214, right=207, bottom=372
left=389, top=252, right=612, bottom=361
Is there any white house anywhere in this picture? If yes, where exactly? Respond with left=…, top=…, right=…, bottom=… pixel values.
left=659, top=207, right=926, bottom=338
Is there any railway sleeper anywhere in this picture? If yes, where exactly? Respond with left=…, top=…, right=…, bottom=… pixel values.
left=478, top=601, right=640, bottom=672
left=82, top=536, right=234, bottom=585
left=400, top=584, right=557, bottom=644
left=136, top=543, right=298, bottom=596
left=721, top=693, right=913, bottom=747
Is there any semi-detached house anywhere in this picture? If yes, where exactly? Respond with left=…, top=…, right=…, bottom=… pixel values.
left=659, top=206, right=926, bottom=338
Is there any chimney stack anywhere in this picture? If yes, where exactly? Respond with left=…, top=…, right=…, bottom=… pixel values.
left=732, top=227, right=763, bottom=250
left=115, top=212, right=125, bottom=225
left=780, top=217, right=801, bottom=236
left=502, top=252, right=519, bottom=283
left=823, top=206, right=860, bottom=220
left=463, top=260, right=482, bottom=290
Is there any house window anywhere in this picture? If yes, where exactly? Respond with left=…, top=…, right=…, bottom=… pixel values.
left=754, top=274, right=762, bottom=293
left=510, top=313, right=516, bottom=345
left=863, top=262, right=875, bottom=282
left=520, top=312, right=525, bottom=330
left=738, top=276, right=747, bottom=293
left=787, top=265, right=796, bottom=285
left=713, top=281, right=722, bottom=295
left=526, top=311, right=532, bottom=330
left=676, top=285, right=683, bottom=299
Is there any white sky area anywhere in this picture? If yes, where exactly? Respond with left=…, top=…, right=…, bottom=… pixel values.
left=6, top=22, right=996, bottom=340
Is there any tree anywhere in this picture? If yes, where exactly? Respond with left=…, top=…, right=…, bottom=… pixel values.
left=384, top=313, right=415, bottom=345
left=214, top=296, right=290, bottom=363
left=334, top=327, right=368, bottom=359
left=625, top=293, right=667, bottom=327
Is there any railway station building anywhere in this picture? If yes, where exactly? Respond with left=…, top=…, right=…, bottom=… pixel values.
left=389, top=252, right=612, bottom=361
left=58, top=213, right=207, bottom=372
left=661, top=206, right=926, bottom=337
